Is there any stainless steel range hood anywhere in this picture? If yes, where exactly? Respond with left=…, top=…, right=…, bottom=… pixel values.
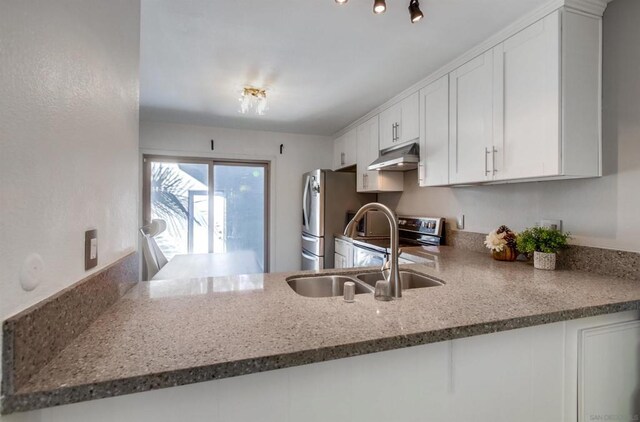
left=368, top=143, right=420, bottom=171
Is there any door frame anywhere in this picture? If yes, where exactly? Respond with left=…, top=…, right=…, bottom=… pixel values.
left=142, top=154, right=271, bottom=272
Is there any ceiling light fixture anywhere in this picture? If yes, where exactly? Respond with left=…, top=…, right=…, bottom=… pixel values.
left=239, top=87, right=268, bottom=115
left=334, top=0, right=424, bottom=24
left=408, top=0, right=423, bottom=23
left=373, top=0, right=386, bottom=14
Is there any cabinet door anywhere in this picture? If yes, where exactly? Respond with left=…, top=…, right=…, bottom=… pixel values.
left=343, top=128, right=358, bottom=168
left=333, top=135, right=345, bottom=170
left=493, top=11, right=560, bottom=181
left=449, top=50, right=495, bottom=184
left=357, top=116, right=403, bottom=192
left=399, top=91, right=420, bottom=144
left=379, top=103, right=401, bottom=151
left=578, top=320, right=640, bottom=421
left=356, top=117, right=377, bottom=192
left=334, top=253, right=345, bottom=269
left=419, top=75, right=449, bottom=187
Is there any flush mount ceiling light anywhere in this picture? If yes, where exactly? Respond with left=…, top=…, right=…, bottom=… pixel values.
left=239, top=87, right=268, bottom=115
left=335, top=0, right=423, bottom=23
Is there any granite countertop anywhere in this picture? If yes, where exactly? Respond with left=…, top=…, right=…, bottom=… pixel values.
left=5, top=247, right=640, bottom=412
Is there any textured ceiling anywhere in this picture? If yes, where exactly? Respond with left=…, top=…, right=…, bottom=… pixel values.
left=140, top=0, right=546, bottom=135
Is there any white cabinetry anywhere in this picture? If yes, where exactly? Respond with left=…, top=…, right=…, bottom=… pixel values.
left=379, top=92, right=420, bottom=151
left=356, top=116, right=403, bottom=192
left=334, top=238, right=353, bottom=269
left=448, top=50, right=496, bottom=184
left=492, top=11, right=561, bottom=181
left=418, top=75, right=450, bottom=187
left=333, top=128, right=357, bottom=170
left=577, top=320, right=640, bottom=421
left=448, top=9, right=600, bottom=185
left=335, top=6, right=602, bottom=187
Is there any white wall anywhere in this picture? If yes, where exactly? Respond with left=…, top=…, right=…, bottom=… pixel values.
left=381, top=0, right=640, bottom=253
left=0, top=0, right=141, bottom=319
left=139, top=120, right=333, bottom=272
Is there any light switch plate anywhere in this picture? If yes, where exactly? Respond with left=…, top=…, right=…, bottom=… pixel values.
left=456, top=214, right=465, bottom=230
left=85, top=229, right=98, bottom=270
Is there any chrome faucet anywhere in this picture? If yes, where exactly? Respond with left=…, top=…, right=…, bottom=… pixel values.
left=344, top=202, right=401, bottom=300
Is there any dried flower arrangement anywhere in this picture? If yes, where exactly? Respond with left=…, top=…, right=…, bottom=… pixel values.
left=485, top=225, right=519, bottom=261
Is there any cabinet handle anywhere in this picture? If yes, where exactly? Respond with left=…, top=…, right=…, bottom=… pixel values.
left=396, top=122, right=401, bottom=142
left=391, top=123, right=396, bottom=142
left=492, top=147, right=498, bottom=174
left=340, top=152, right=345, bottom=166
left=485, top=148, right=491, bottom=176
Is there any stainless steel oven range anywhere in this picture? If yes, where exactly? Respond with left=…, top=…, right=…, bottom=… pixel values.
left=351, top=216, right=445, bottom=268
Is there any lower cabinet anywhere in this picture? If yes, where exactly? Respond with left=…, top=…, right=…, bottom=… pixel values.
left=334, top=238, right=353, bottom=269
left=576, top=318, right=640, bottom=421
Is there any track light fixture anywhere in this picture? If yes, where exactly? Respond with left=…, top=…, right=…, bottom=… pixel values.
left=373, top=0, right=386, bottom=14
left=408, top=0, right=423, bottom=23
left=334, top=0, right=424, bottom=24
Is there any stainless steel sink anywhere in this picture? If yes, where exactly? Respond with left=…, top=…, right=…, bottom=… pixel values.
left=356, top=271, right=443, bottom=290
left=287, top=275, right=374, bottom=298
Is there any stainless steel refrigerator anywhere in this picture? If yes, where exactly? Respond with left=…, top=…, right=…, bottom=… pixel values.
left=301, top=169, right=375, bottom=270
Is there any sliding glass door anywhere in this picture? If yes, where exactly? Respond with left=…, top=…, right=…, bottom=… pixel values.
left=143, top=156, right=269, bottom=272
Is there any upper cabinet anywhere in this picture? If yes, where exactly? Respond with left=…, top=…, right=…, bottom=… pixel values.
left=446, top=8, right=601, bottom=185
left=333, top=128, right=357, bottom=170
left=492, top=11, right=561, bottom=181
left=418, top=75, right=450, bottom=187
left=337, top=5, right=603, bottom=187
left=356, top=116, right=403, bottom=192
left=493, top=9, right=601, bottom=181
left=379, top=92, right=420, bottom=151
left=448, top=50, right=496, bottom=185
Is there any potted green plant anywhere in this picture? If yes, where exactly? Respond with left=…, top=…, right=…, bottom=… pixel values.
left=516, top=227, right=570, bottom=270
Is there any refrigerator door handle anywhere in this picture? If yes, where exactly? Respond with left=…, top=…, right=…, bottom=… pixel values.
left=302, top=234, right=318, bottom=243
left=302, top=250, right=319, bottom=261
left=302, top=175, right=310, bottom=231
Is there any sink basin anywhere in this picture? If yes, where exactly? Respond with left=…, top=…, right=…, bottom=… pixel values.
left=287, top=275, right=374, bottom=298
left=356, top=271, right=443, bottom=290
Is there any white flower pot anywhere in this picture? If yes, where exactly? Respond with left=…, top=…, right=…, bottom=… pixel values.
left=534, top=251, right=556, bottom=270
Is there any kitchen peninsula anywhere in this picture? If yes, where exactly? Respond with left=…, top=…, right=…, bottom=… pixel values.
left=3, top=246, right=639, bottom=419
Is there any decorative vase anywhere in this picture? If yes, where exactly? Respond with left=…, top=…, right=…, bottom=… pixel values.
left=492, top=247, right=518, bottom=262
left=534, top=251, right=556, bottom=270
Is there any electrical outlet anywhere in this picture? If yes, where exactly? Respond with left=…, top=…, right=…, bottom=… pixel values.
left=538, top=219, right=563, bottom=232
left=456, top=214, right=465, bottom=230
left=85, top=229, right=98, bottom=270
